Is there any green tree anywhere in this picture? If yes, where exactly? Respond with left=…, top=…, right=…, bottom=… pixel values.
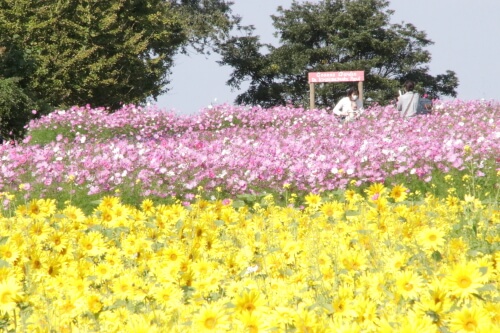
left=0, top=0, right=236, bottom=112
left=217, top=0, right=458, bottom=108
left=0, top=77, right=34, bottom=140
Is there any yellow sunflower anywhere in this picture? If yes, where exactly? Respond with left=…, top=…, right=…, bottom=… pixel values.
left=304, top=193, right=322, bottom=208
left=152, top=284, right=183, bottom=311
left=140, top=198, right=155, bottom=215
left=417, top=227, right=446, bottom=252
left=194, top=302, right=230, bottom=332
left=395, top=269, right=425, bottom=300
left=235, top=289, right=265, bottom=313
left=77, top=230, right=108, bottom=257
left=445, top=262, right=485, bottom=301
left=62, top=204, right=86, bottom=223
left=0, top=277, right=23, bottom=314
left=448, top=306, right=489, bottom=333
left=320, top=201, right=344, bottom=219
left=365, top=182, right=386, bottom=200
left=0, top=242, right=20, bottom=265
left=390, top=184, right=408, bottom=202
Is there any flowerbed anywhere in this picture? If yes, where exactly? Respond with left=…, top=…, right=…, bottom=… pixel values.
left=0, top=100, right=498, bottom=209
left=0, top=184, right=498, bottom=332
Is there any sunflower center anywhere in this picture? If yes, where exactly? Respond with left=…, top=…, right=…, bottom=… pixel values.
left=204, top=318, right=217, bottom=329
left=464, top=320, right=476, bottom=331
left=429, top=234, right=437, bottom=241
left=1, top=291, right=12, bottom=303
left=334, top=302, right=344, bottom=312
left=244, top=303, right=256, bottom=312
left=458, top=277, right=471, bottom=288
left=404, top=283, right=414, bottom=291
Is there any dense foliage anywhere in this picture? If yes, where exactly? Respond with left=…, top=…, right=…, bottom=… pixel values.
left=0, top=77, right=34, bottom=139
left=0, top=0, right=237, bottom=138
left=217, top=0, right=459, bottom=107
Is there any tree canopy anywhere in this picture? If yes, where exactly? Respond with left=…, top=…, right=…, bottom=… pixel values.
left=217, top=0, right=458, bottom=108
left=0, top=0, right=237, bottom=138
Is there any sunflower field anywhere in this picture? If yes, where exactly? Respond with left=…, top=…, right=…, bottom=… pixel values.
left=0, top=100, right=499, bottom=332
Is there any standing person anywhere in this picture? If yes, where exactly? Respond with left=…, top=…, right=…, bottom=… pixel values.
left=397, top=80, right=427, bottom=118
left=332, top=87, right=364, bottom=122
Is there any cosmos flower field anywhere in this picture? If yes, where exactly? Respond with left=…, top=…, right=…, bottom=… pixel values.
left=0, top=100, right=499, bottom=332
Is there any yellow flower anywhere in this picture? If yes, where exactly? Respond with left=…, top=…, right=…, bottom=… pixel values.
left=340, top=249, right=367, bottom=272
left=85, top=293, right=103, bottom=314
left=77, top=230, right=108, bottom=257
left=46, top=230, right=70, bottom=253
left=140, top=199, right=155, bottom=215
left=445, top=262, right=485, bottom=300
left=26, top=199, right=56, bottom=219
left=194, top=302, right=230, bottom=332
left=292, top=307, right=328, bottom=333
left=365, top=182, right=386, bottom=200
left=235, top=289, right=265, bottom=313
left=463, top=194, right=475, bottom=203
left=446, top=195, right=461, bottom=210
left=483, top=301, right=500, bottom=328
left=414, top=280, right=452, bottom=325
left=152, top=284, right=183, bottom=310
left=94, top=262, right=114, bottom=283
left=0, top=242, right=20, bottom=265
left=97, top=195, right=120, bottom=211
left=449, top=306, right=489, bottom=333
left=62, top=205, right=86, bottom=223
left=331, top=296, right=357, bottom=319
left=417, top=227, right=446, bottom=252
left=0, top=277, right=23, bottom=314
left=111, top=275, right=137, bottom=300
left=390, top=184, right=408, bottom=202
left=304, top=193, right=322, bottom=208
left=163, top=247, right=185, bottom=264
left=320, top=201, right=344, bottom=219
left=236, top=310, right=271, bottom=332
left=395, top=270, right=425, bottom=300
left=28, top=220, right=52, bottom=243
left=345, top=189, right=356, bottom=202
left=351, top=296, right=378, bottom=328
left=54, top=295, right=81, bottom=323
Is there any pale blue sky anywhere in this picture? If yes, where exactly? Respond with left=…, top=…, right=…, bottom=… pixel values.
left=156, top=0, right=500, bottom=115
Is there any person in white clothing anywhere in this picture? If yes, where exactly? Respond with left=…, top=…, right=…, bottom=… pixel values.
left=332, top=87, right=363, bottom=122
